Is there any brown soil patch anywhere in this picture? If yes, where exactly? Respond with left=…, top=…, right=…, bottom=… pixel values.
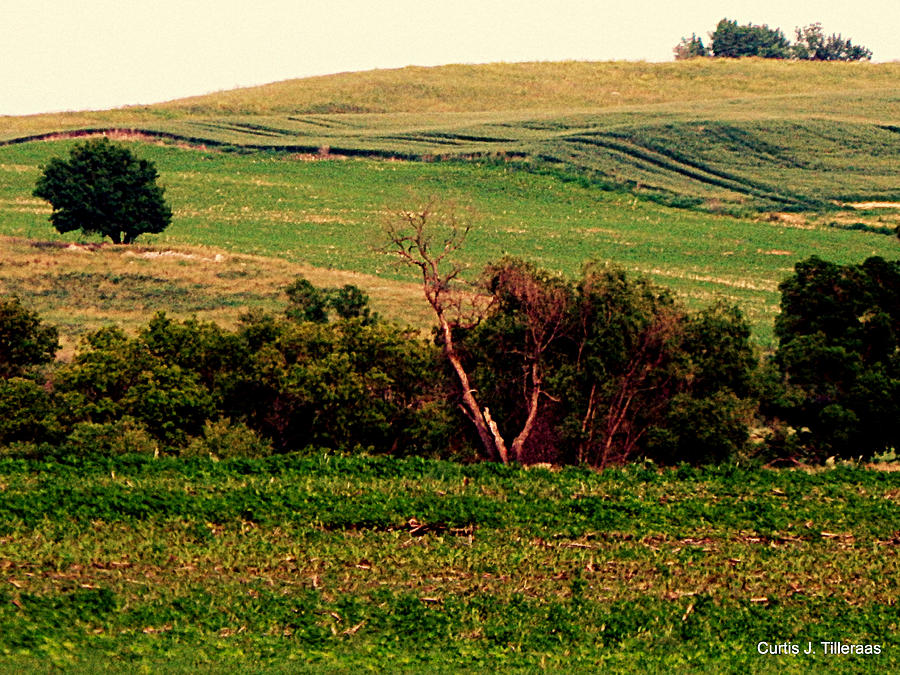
left=864, top=462, right=900, bottom=472
left=124, top=249, right=226, bottom=263
left=288, top=151, right=350, bottom=161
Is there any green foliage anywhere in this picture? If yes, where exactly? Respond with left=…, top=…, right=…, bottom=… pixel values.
left=235, top=313, right=441, bottom=452
left=183, top=418, right=273, bottom=459
left=64, top=418, right=158, bottom=457
left=0, top=377, right=59, bottom=445
left=119, top=364, right=215, bottom=446
left=710, top=19, right=791, bottom=59
left=706, top=18, right=871, bottom=61
left=284, top=277, right=329, bottom=323
left=460, top=260, right=757, bottom=466
left=330, top=284, right=377, bottom=323
left=0, top=296, right=58, bottom=379
left=771, top=256, right=900, bottom=458
left=673, top=34, right=709, bottom=60
left=32, top=137, right=172, bottom=244
left=285, top=276, right=378, bottom=324
left=55, top=324, right=211, bottom=447
left=51, top=300, right=443, bottom=456
left=793, top=23, right=872, bottom=61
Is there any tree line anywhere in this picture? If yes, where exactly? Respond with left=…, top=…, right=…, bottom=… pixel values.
left=3, top=201, right=898, bottom=466
left=675, top=19, right=872, bottom=62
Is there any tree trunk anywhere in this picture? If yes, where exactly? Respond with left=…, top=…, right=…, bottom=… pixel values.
left=509, top=362, right=542, bottom=463
left=437, top=310, right=506, bottom=462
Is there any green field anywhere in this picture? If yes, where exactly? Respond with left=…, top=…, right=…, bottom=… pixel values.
left=1, top=453, right=898, bottom=672
left=2, top=139, right=898, bottom=347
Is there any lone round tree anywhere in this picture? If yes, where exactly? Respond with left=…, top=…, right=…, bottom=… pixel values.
left=33, top=137, right=172, bottom=244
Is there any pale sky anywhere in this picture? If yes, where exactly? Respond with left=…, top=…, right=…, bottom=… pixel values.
left=3, top=1, right=898, bottom=116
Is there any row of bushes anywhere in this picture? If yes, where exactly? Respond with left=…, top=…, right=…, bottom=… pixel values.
left=2, top=254, right=898, bottom=464
left=1, top=305, right=449, bottom=459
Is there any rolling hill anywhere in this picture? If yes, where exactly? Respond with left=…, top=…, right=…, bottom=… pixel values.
left=3, top=60, right=899, bottom=212
left=1, top=60, right=898, bottom=348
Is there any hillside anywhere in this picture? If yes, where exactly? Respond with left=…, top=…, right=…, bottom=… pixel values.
left=146, top=59, right=900, bottom=116
left=2, top=60, right=899, bottom=212
left=2, top=62, right=900, bottom=672
left=4, top=60, right=899, bottom=120
left=1, top=60, right=898, bottom=348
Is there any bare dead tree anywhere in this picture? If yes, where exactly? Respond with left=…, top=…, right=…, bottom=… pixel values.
left=592, top=309, right=682, bottom=468
left=382, top=197, right=508, bottom=462
left=383, top=199, right=575, bottom=464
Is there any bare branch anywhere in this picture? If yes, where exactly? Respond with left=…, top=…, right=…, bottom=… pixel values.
left=381, top=196, right=503, bottom=462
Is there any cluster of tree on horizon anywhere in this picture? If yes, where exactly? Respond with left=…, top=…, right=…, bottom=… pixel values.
left=675, top=19, right=872, bottom=62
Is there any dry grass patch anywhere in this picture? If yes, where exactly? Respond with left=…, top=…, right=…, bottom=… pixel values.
left=0, top=235, right=434, bottom=356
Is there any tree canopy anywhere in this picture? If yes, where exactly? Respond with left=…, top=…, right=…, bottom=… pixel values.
left=33, top=137, right=172, bottom=244
left=768, top=256, right=900, bottom=458
left=674, top=19, right=872, bottom=61
left=0, top=296, right=59, bottom=379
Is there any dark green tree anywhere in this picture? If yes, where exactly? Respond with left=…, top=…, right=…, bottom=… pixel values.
left=0, top=296, right=59, bottom=379
left=771, top=256, right=900, bottom=458
left=285, top=277, right=378, bottom=325
left=330, top=284, right=377, bottom=323
left=33, top=137, right=172, bottom=244
left=0, top=296, right=61, bottom=445
left=792, top=23, right=872, bottom=61
left=710, top=19, right=791, bottom=58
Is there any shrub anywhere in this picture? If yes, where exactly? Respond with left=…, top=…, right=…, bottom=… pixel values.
left=183, top=418, right=273, bottom=460
left=234, top=315, right=442, bottom=452
left=58, top=306, right=445, bottom=456
left=0, top=377, right=60, bottom=445
left=710, top=19, right=791, bottom=59
left=285, top=277, right=378, bottom=324
left=119, top=364, right=215, bottom=446
left=674, top=34, right=709, bottom=60
left=285, top=277, right=329, bottom=323
left=57, top=326, right=214, bottom=446
left=0, top=296, right=59, bottom=379
left=64, top=418, right=159, bottom=457
left=793, top=23, right=872, bottom=61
